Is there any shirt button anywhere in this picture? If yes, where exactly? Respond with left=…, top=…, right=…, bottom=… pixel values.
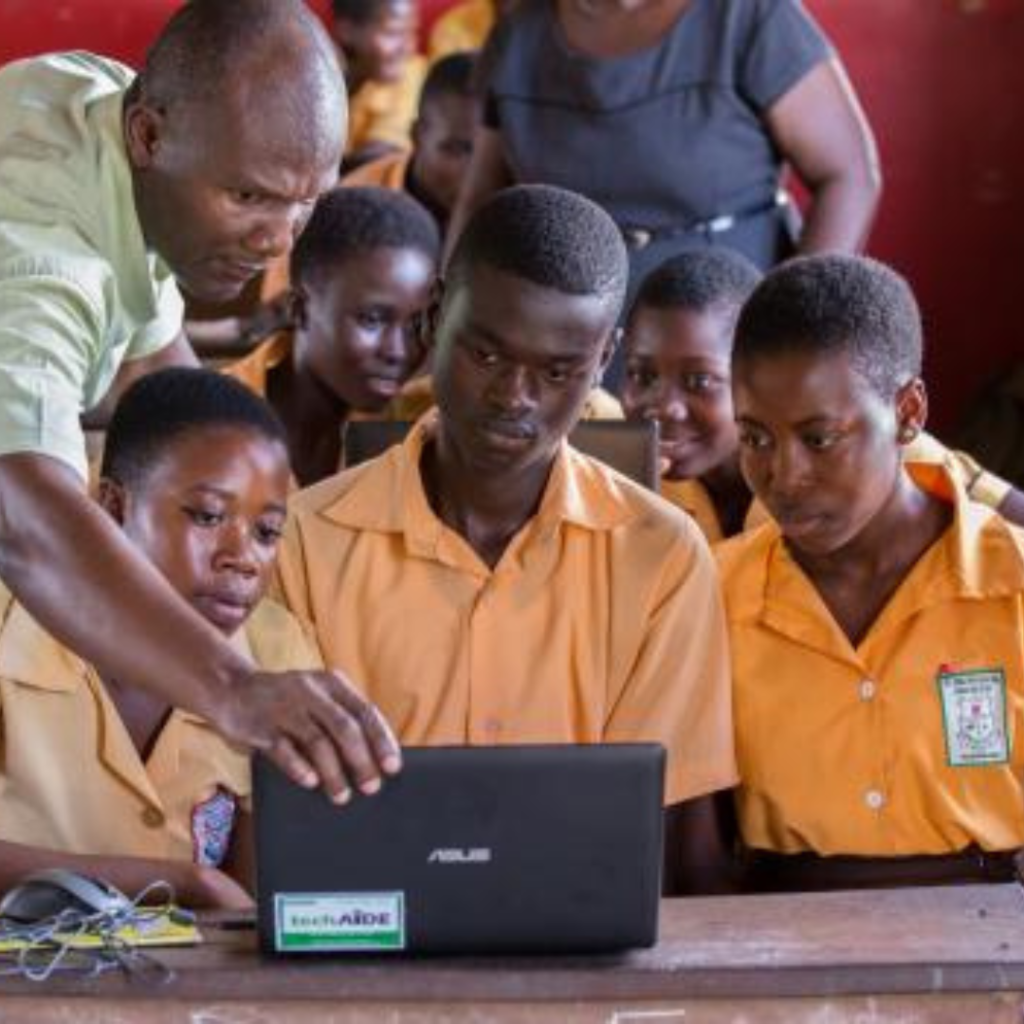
left=141, top=807, right=166, bottom=829
left=483, top=717, right=502, bottom=738
left=864, top=789, right=886, bottom=810
left=860, top=679, right=877, bottom=701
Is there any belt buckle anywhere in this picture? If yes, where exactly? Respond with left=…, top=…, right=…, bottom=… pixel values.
left=621, top=227, right=653, bottom=251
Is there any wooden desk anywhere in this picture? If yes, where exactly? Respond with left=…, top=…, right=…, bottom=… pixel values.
left=2, top=885, right=1024, bottom=1022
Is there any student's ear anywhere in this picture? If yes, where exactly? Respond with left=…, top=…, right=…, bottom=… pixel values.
left=894, top=377, right=928, bottom=446
left=595, top=327, right=622, bottom=386
left=288, top=286, right=309, bottom=331
left=96, top=478, right=128, bottom=526
left=123, top=99, right=165, bottom=171
left=418, top=277, right=445, bottom=354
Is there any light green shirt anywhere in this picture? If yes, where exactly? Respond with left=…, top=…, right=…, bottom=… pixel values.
left=0, top=52, right=184, bottom=480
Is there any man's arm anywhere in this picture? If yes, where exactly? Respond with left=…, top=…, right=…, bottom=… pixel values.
left=0, top=839, right=252, bottom=910
left=0, top=452, right=401, bottom=802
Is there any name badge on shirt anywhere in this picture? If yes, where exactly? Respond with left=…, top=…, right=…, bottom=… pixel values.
left=937, top=667, right=1010, bottom=767
left=191, top=787, right=238, bottom=867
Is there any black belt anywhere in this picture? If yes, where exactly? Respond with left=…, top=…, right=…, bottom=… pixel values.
left=619, top=193, right=789, bottom=251
left=742, top=847, right=1022, bottom=893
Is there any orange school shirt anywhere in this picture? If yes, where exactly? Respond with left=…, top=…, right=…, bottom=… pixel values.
left=274, top=413, right=737, bottom=807
left=347, top=56, right=427, bottom=155
left=341, top=150, right=411, bottom=191
left=717, top=463, right=1024, bottom=857
left=0, top=596, right=321, bottom=864
left=660, top=477, right=765, bottom=546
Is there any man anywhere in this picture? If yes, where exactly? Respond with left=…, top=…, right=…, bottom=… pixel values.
left=275, top=186, right=738, bottom=892
left=0, top=0, right=399, bottom=803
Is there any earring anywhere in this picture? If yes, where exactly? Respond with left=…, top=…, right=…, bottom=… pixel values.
left=898, top=425, right=918, bottom=443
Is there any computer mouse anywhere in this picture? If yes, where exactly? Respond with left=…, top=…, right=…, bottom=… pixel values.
left=0, top=869, right=132, bottom=923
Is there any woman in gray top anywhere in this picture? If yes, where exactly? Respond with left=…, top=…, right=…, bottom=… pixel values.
left=450, top=0, right=880, bottom=292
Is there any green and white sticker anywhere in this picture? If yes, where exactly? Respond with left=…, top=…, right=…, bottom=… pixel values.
left=937, top=667, right=1010, bottom=767
left=274, top=892, right=405, bottom=952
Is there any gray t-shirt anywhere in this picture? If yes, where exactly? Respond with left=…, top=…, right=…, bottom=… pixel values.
left=481, top=0, right=832, bottom=279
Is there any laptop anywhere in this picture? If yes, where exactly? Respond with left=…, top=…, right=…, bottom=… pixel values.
left=254, top=743, right=665, bottom=955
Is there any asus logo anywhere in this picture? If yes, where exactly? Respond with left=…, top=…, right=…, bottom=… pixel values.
left=427, top=847, right=492, bottom=864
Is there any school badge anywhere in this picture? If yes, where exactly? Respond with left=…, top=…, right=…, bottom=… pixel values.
left=191, top=788, right=238, bottom=867
left=937, top=667, right=1010, bottom=767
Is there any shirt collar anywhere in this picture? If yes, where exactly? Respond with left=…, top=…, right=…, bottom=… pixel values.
left=0, top=601, right=81, bottom=692
left=322, top=410, right=638, bottom=558
left=732, top=462, right=1024, bottom=636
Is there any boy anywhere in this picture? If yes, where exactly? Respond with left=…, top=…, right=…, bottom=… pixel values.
left=274, top=185, right=738, bottom=893
left=226, top=187, right=441, bottom=486
left=0, top=369, right=323, bottom=908
left=332, top=0, right=426, bottom=170
left=343, top=51, right=481, bottom=235
left=718, top=254, right=1024, bottom=890
left=622, top=251, right=1024, bottom=540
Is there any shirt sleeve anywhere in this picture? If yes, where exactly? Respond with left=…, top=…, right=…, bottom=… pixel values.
left=245, top=598, right=324, bottom=673
left=123, top=269, right=185, bottom=363
left=738, top=0, right=833, bottom=111
left=0, top=265, right=104, bottom=481
left=604, top=521, right=738, bottom=806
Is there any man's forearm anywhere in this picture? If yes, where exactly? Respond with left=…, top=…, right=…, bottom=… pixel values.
left=0, top=452, right=249, bottom=722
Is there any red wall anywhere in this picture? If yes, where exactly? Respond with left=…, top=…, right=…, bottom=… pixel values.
left=1, top=0, right=1020, bottom=431
left=807, top=0, right=1024, bottom=432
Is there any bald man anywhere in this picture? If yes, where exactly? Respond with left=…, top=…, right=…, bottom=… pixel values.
left=0, top=0, right=400, bottom=802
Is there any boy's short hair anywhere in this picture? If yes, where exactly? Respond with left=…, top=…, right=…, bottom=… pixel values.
left=290, top=187, right=441, bottom=287
left=419, top=51, right=476, bottom=111
left=101, top=367, right=288, bottom=490
left=632, top=248, right=762, bottom=321
left=734, top=254, right=923, bottom=399
left=331, top=0, right=395, bottom=24
left=446, top=184, right=628, bottom=314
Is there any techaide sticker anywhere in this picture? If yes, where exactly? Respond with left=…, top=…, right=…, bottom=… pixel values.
left=274, top=893, right=405, bottom=952
left=937, top=667, right=1010, bottom=767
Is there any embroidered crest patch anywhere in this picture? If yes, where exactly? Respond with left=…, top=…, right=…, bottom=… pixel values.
left=191, top=788, right=237, bottom=867
left=937, top=667, right=1010, bottom=767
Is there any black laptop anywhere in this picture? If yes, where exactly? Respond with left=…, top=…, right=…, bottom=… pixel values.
left=254, top=744, right=665, bottom=955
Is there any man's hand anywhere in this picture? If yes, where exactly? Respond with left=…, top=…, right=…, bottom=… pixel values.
left=218, top=667, right=403, bottom=804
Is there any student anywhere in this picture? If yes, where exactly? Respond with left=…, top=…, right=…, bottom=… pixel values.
left=332, top=0, right=426, bottom=170
left=718, top=254, right=1024, bottom=890
left=622, top=249, right=762, bottom=542
left=274, top=185, right=738, bottom=894
left=226, top=187, right=440, bottom=487
left=0, top=368, right=325, bottom=908
left=622, top=251, right=1024, bottom=541
left=343, top=51, right=481, bottom=235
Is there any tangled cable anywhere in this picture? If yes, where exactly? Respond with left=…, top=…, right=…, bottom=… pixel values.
left=0, top=879, right=180, bottom=983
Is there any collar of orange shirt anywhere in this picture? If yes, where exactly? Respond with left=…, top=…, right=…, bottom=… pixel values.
left=717, top=461, right=1024, bottom=637
left=317, top=410, right=639, bottom=561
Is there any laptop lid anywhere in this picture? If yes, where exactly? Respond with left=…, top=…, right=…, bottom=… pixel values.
left=254, top=743, right=665, bottom=955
